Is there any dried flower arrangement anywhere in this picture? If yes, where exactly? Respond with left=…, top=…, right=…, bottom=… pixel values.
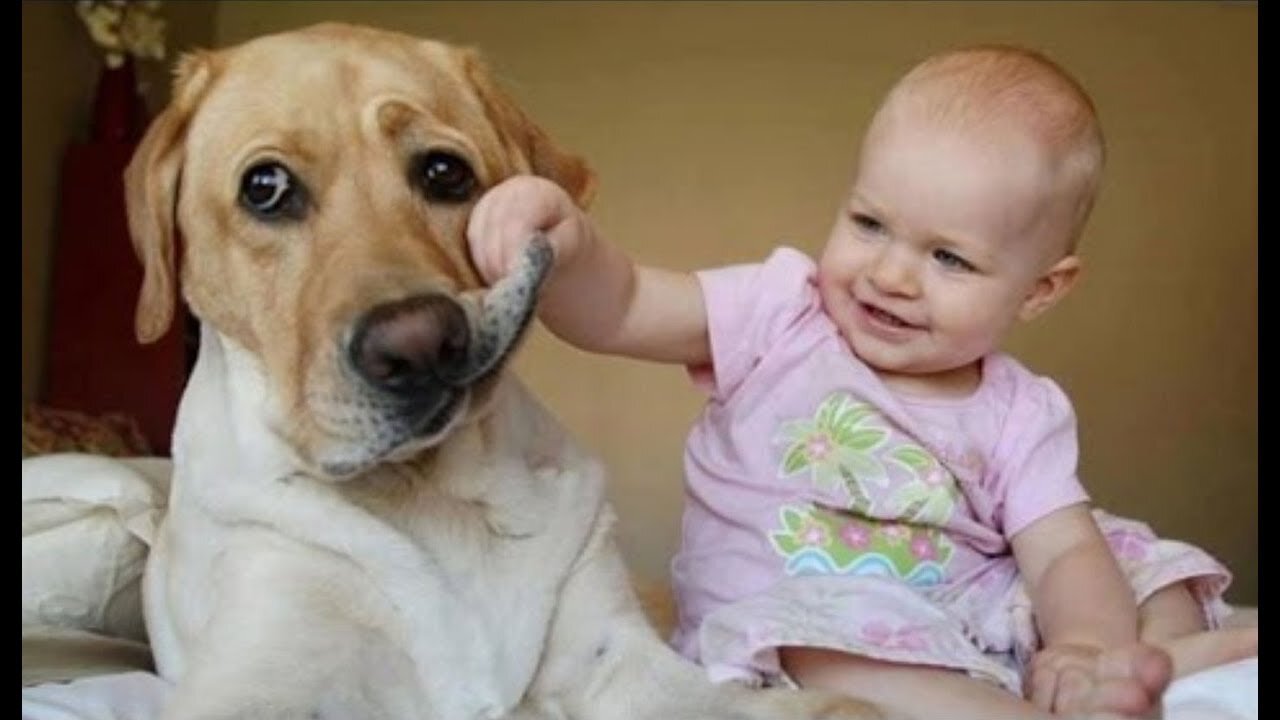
left=75, top=0, right=167, bottom=69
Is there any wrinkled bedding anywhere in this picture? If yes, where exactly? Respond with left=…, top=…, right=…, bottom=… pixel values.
left=21, top=453, right=1257, bottom=719
left=19, top=651, right=1260, bottom=720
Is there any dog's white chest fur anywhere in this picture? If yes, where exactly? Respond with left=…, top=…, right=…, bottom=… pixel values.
left=146, top=331, right=608, bottom=719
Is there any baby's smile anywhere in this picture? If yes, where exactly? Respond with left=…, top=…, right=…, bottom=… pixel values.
left=858, top=300, right=924, bottom=336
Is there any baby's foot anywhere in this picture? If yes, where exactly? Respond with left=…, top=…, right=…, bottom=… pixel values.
left=1160, top=627, right=1258, bottom=678
left=1080, top=643, right=1173, bottom=719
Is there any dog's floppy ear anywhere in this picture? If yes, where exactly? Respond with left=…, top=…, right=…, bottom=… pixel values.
left=458, top=48, right=597, bottom=208
left=123, top=51, right=216, bottom=344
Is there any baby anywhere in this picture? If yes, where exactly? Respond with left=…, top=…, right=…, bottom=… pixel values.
left=467, top=45, right=1255, bottom=719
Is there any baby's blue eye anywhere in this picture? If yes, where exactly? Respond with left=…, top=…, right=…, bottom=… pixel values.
left=933, top=248, right=975, bottom=272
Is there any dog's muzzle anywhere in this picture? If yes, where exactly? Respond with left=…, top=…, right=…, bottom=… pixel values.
left=343, top=235, right=554, bottom=452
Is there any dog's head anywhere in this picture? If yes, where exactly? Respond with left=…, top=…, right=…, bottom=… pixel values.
left=124, top=23, right=594, bottom=478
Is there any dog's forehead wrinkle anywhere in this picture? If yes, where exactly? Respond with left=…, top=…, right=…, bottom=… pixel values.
left=371, top=98, right=419, bottom=139
left=200, top=61, right=438, bottom=173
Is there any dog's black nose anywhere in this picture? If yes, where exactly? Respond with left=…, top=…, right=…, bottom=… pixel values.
left=350, top=294, right=470, bottom=394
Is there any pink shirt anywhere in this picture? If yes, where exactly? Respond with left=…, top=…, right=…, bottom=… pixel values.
left=671, top=247, right=1090, bottom=661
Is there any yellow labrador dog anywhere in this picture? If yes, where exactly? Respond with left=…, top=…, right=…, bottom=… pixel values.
left=124, top=23, right=887, bottom=720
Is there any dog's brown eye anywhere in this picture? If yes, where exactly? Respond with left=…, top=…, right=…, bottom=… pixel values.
left=412, top=151, right=476, bottom=203
left=240, top=162, right=307, bottom=220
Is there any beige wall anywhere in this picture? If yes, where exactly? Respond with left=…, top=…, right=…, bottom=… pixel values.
left=24, top=2, right=1256, bottom=603
left=216, top=1, right=1257, bottom=603
left=21, top=0, right=219, bottom=403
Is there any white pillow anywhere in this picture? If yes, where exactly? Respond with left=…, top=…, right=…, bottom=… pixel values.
left=22, top=454, right=172, bottom=643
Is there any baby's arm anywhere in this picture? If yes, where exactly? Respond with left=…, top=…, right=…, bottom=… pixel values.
left=467, top=175, right=710, bottom=366
left=1009, top=503, right=1156, bottom=714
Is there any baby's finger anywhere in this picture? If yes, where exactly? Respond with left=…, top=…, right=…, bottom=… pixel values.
left=1053, top=665, right=1093, bottom=715
left=1028, top=665, right=1059, bottom=713
left=1087, top=677, right=1155, bottom=718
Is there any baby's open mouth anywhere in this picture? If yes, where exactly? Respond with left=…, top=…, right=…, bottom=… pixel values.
left=863, top=302, right=917, bottom=329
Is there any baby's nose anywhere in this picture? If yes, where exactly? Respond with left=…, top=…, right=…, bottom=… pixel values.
left=869, top=247, right=921, bottom=297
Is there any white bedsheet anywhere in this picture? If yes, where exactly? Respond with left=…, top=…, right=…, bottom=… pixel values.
left=21, top=658, right=1258, bottom=720
left=1162, top=656, right=1258, bottom=720
left=19, top=454, right=1258, bottom=718
left=22, top=672, right=168, bottom=720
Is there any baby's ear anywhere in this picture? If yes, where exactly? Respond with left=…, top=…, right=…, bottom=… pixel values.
left=1018, top=255, right=1081, bottom=322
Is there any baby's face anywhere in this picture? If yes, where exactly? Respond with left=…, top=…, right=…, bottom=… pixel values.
left=818, top=113, right=1070, bottom=386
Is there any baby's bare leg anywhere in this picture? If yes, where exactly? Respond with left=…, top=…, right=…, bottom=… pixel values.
left=1159, top=628, right=1258, bottom=678
left=1138, top=583, right=1206, bottom=642
left=1138, top=582, right=1258, bottom=677
left=780, top=646, right=1165, bottom=720
left=781, top=646, right=1046, bottom=720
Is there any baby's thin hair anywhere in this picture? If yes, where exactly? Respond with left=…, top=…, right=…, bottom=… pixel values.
left=884, top=45, right=1105, bottom=254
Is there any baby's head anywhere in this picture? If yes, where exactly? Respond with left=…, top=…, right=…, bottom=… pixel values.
left=818, top=45, right=1104, bottom=391
left=877, top=44, right=1104, bottom=256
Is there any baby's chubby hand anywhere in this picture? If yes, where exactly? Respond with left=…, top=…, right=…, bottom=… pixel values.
left=466, top=175, right=592, bottom=286
left=1027, top=641, right=1170, bottom=718
left=1028, top=642, right=1106, bottom=714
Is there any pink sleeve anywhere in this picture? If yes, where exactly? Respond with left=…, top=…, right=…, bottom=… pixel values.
left=995, top=375, right=1091, bottom=538
left=688, top=247, right=817, bottom=400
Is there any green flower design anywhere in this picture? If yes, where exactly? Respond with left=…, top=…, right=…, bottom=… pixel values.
left=884, top=444, right=963, bottom=525
left=776, top=394, right=890, bottom=507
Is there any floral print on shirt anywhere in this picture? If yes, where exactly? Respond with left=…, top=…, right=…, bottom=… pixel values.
left=769, top=392, right=964, bottom=586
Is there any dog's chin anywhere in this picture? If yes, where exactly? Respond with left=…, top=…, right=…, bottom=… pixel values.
left=382, top=390, right=471, bottom=463
left=315, top=389, right=472, bottom=480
